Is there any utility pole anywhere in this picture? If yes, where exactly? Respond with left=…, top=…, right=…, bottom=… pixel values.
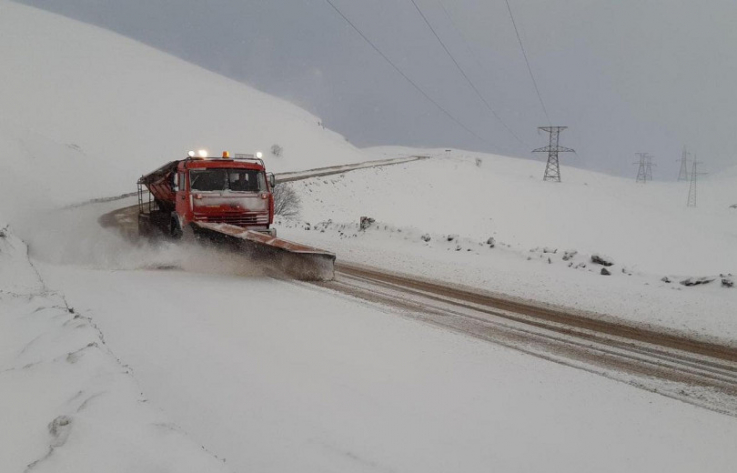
left=677, top=146, right=690, bottom=181
left=686, top=158, right=706, bottom=207
left=533, top=126, right=574, bottom=182
left=634, top=153, right=654, bottom=183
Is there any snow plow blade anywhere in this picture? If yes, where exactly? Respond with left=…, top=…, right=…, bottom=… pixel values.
left=192, top=222, right=336, bottom=281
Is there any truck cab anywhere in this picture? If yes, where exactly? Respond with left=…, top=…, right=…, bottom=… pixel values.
left=139, top=152, right=276, bottom=238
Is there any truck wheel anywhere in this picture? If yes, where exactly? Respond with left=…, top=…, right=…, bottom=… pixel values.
left=170, top=217, right=183, bottom=239
left=138, top=214, right=151, bottom=237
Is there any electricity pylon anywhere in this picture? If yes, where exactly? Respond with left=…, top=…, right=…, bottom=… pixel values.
left=645, top=155, right=655, bottom=181
left=533, top=126, right=574, bottom=182
left=677, top=146, right=690, bottom=181
left=634, top=153, right=654, bottom=183
left=686, top=159, right=706, bottom=207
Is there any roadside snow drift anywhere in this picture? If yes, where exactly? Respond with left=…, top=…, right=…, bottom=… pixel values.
left=0, top=226, right=231, bottom=473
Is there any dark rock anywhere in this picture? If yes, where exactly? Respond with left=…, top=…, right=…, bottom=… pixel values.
left=661, top=276, right=671, bottom=283
left=486, top=237, right=496, bottom=248
left=562, top=250, right=577, bottom=261
left=359, top=216, right=375, bottom=231
left=591, top=254, right=614, bottom=267
left=680, top=277, right=715, bottom=287
left=421, top=233, right=431, bottom=242
left=723, top=278, right=734, bottom=288
left=600, top=268, right=611, bottom=276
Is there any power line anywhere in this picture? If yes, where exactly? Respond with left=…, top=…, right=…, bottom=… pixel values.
left=503, top=0, right=551, bottom=125
left=323, top=0, right=489, bottom=145
left=437, top=0, right=529, bottom=148
left=437, top=1, right=485, bottom=75
left=408, top=0, right=527, bottom=146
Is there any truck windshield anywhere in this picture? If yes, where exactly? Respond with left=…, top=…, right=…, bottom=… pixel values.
left=190, top=168, right=265, bottom=192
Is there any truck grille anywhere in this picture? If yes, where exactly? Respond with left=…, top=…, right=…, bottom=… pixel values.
left=194, top=213, right=269, bottom=227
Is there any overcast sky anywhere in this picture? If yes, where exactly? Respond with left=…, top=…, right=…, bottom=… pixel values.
left=18, top=0, right=737, bottom=178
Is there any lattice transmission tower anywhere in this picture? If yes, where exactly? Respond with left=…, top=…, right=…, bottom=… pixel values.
left=646, top=155, right=655, bottom=181
left=686, top=159, right=707, bottom=207
left=533, top=126, right=574, bottom=182
left=677, top=146, right=691, bottom=181
left=634, top=153, right=655, bottom=183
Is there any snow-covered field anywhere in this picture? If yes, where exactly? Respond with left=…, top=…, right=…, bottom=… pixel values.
left=2, top=1, right=737, bottom=472
left=278, top=147, right=737, bottom=342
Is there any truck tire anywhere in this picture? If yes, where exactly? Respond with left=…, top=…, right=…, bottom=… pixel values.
left=170, top=216, right=183, bottom=239
left=138, top=214, right=152, bottom=237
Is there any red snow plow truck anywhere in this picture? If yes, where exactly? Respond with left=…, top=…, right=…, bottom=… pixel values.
left=137, top=150, right=335, bottom=280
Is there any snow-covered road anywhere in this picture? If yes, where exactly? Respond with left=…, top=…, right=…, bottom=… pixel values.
left=37, top=255, right=737, bottom=472
left=325, top=262, right=737, bottom=414
left=274, top=155, right=427, bottom=183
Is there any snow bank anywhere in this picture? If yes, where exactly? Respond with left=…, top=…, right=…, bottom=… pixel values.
left=0, top=225, right=232, bottom=473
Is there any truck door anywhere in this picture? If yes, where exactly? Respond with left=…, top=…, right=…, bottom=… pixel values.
left=174, top=171, right=191, bottom=224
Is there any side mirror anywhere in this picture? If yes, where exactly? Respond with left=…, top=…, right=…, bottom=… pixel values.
left=268, top=173, right=276, bottom=188
left=171, top=173, right=179, bottom=192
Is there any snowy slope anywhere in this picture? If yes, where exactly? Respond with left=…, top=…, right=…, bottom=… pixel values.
left=0, top=0, right=365, bottom=214
left=278, top=147, right=737, bottom=341
left=0, top=226, right=232, bottom=473
left=332, top=147, right=737, bottom=275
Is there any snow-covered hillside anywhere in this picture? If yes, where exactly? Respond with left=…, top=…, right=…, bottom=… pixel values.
left=278, top=147, right=737, bottom=341
left=0, top=0, right=365, bottom=217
